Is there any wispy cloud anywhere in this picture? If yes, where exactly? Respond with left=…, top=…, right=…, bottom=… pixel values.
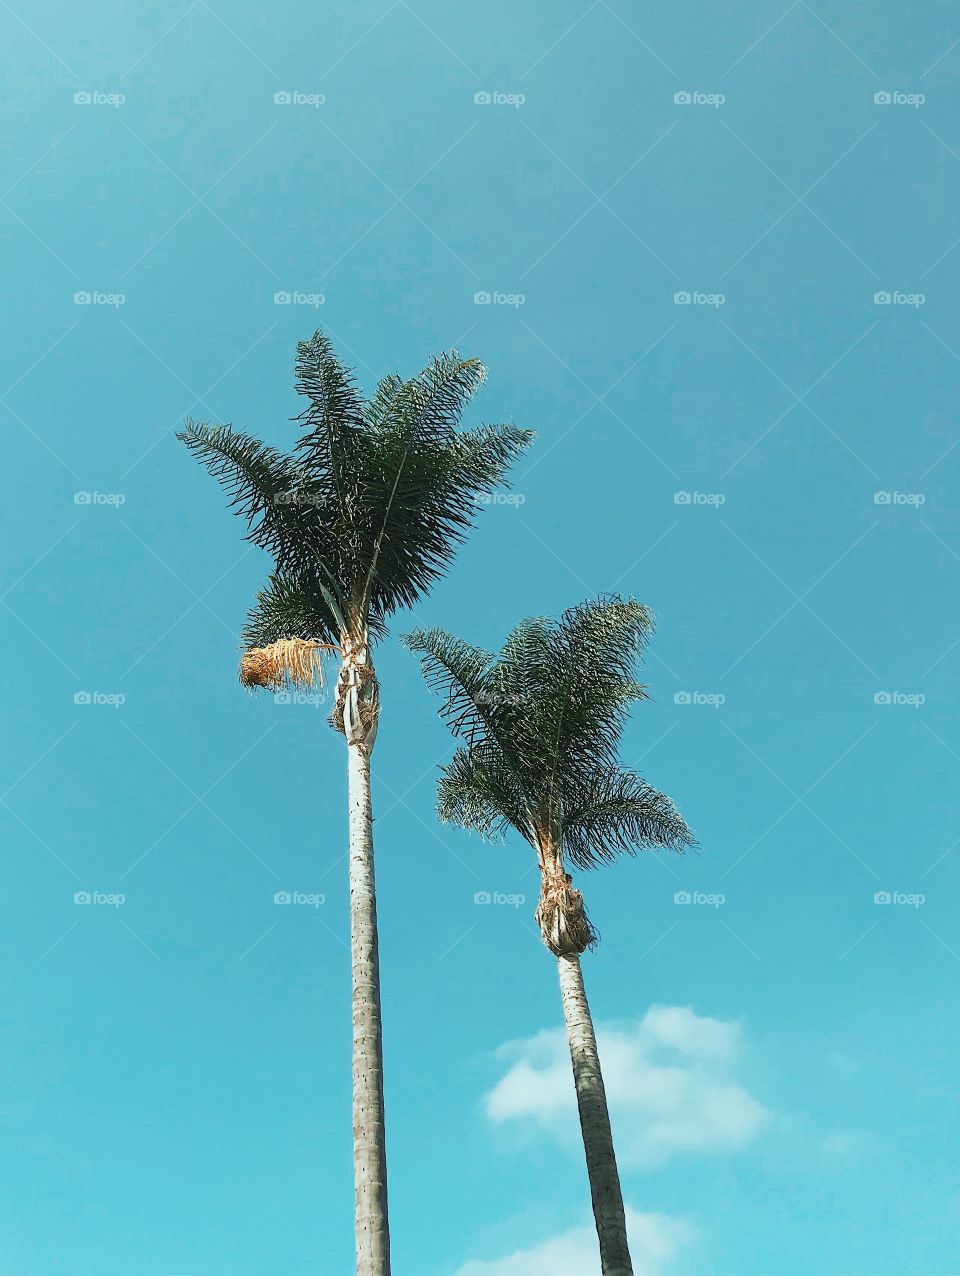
left=452, top=1207, right=691, bottom=1276
left=485, top=1004, right=768, bottom=1165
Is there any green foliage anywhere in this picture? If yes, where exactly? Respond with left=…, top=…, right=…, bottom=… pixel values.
left=404, top=599, right=695, bottom=869
left=178, top=331, right=533, bottom=645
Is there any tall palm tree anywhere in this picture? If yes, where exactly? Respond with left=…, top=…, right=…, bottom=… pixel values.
left=404, top=599, right=694, bottom=1276
left=178, top=331, right=531, bottom=1276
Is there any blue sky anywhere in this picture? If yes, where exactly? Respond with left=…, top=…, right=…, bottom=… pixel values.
left=2, top=2, right=959, bottom=1273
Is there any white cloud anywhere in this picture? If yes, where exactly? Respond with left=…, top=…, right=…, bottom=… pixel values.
left=452, top=1208, right=690, bottom=1276
left=485, top=1004, right=768, bottom=1166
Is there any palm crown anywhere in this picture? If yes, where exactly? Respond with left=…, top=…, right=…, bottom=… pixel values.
left=404, top=598, right=694, bottom=870
left=178, top=330, right=532, bottom=652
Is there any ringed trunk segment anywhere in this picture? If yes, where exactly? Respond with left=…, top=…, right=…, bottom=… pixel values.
left=557, top=953, right=634, bottom=1276
left=348, top=739, right=391, bottom=1276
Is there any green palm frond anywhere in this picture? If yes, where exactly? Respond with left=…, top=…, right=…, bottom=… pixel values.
left=535, top=599, right=652, bottom=828
left=401, top=628, right=496, bottom=746
left=177, top=420, right=316, bottom=563
left=292, top=330, right=364, bottom=495
left=436, top=746, right=533, bottom=843
left=356, top=354, right=532, bottom=616
left=241, top=571, right=356, bottom=650
left=362, top=373, right=406, bottom=430
left=405, top=596, right=695, bottom=867
left=181, top=331, right=531, bottom=653
left=562, top=764, right=694, bottom=868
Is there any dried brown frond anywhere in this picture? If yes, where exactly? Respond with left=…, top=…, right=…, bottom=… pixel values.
left=535, top=873, right=598, bottom=957
left=239, top=638, right=332, bottom=691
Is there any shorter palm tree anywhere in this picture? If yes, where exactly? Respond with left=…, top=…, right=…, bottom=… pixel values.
left=404, top=599, right=694, bottom=1276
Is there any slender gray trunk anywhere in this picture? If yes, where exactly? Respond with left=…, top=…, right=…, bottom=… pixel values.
left=348, top=740, right=390, bottom=1276
left=557, top=953, right=633, bottom=1276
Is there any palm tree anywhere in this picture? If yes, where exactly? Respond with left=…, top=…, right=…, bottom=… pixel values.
left=404, top=599, right=694, bottom=1276
left=178, top=331, right=531, bottom=1276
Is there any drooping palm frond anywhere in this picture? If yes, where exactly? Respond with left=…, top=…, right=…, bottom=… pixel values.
left=402, top=628, right=496, bottom=745
left=436, top=745, right=534, bottom=844
left=241, top=572, right=353, bottom=650
left=239, top=637, right=331, bottom=691
left=562, top=764, right=693, bottom=868
left=405, top=597, right=695, bottom=868
left=177, top=420, right=336, bottom=574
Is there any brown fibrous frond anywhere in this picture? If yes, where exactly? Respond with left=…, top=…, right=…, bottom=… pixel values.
left=239, top=638, right=333, bottom=691
left=534, top=873, right=599, bottom=957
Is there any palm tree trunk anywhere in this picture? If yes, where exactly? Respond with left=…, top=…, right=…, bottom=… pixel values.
left=557, top=953, right=633, bottom=1276
left=347, top=739, right=390, bottom=1276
